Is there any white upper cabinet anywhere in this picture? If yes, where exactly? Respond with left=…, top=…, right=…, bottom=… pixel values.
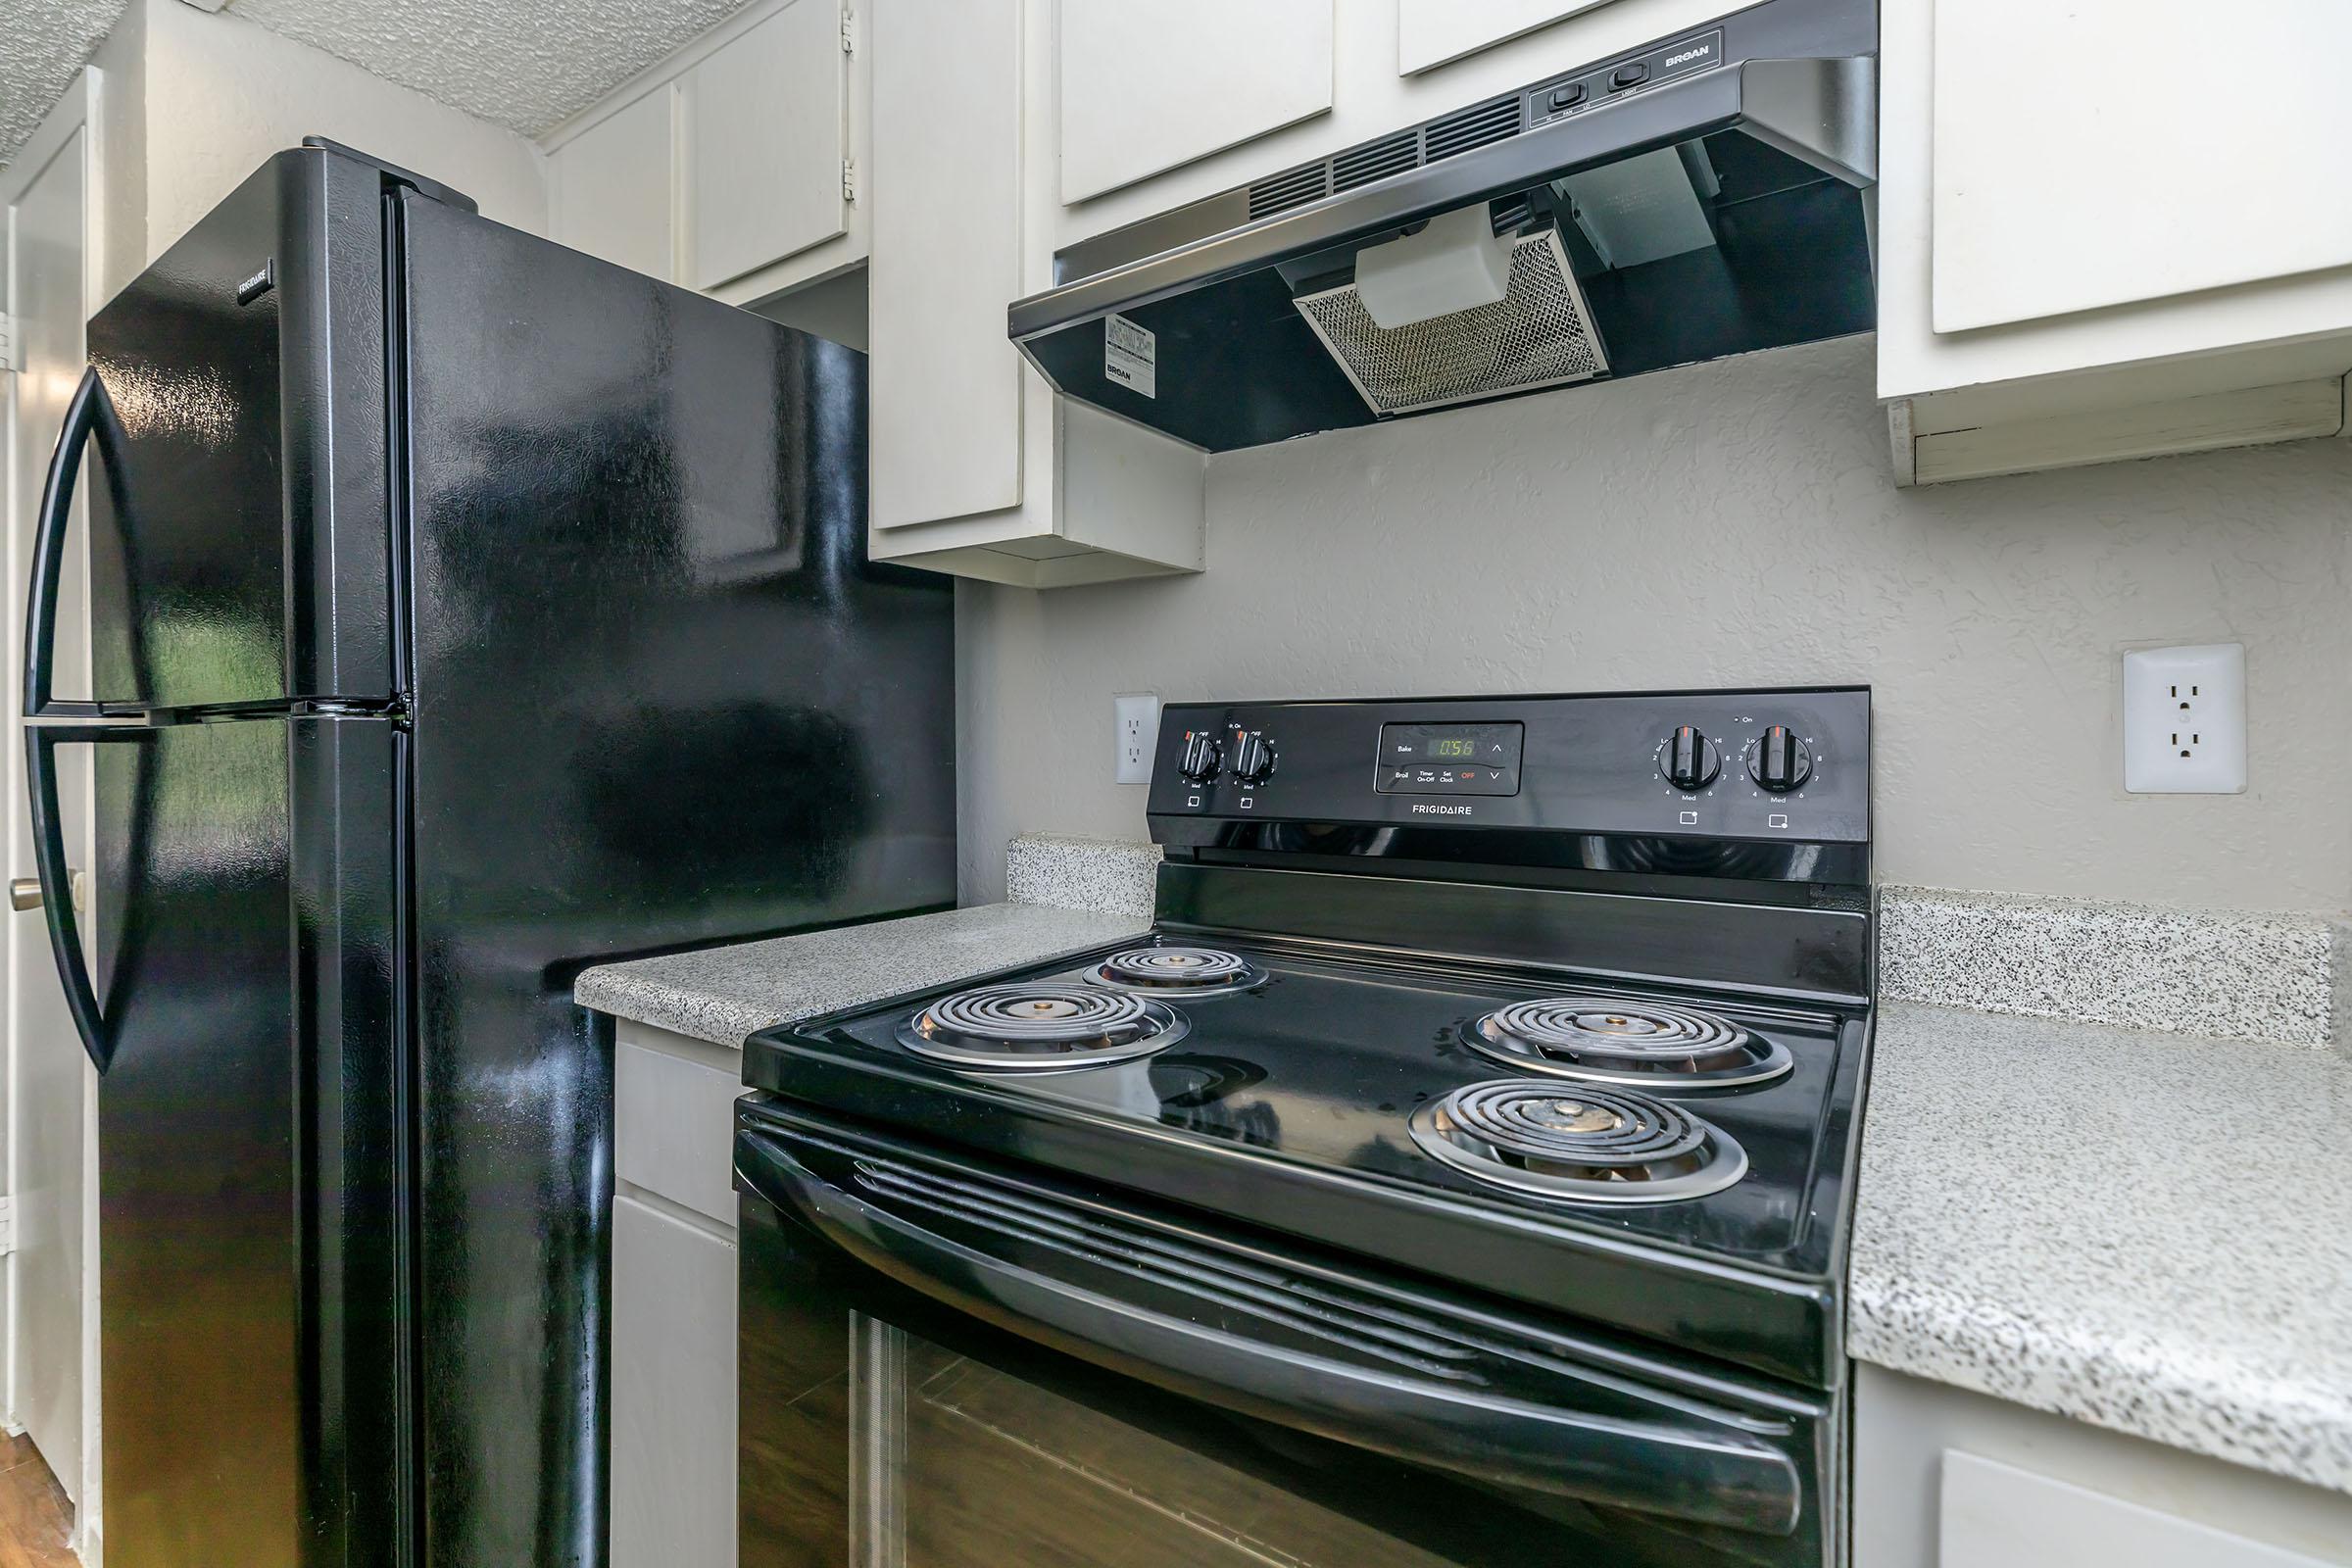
left=1932, top=1, right=2352, bottom=334
left=683, top=0, right=849, bottom=290
left=869, top=0, right=1026, bottom=529
left=1058, top=0, right=1334, bottom=203
left=1396, top=0, right=1622, bottom=75
left=549, top=88, right=674, bottom=280
left=1878, top=0, right=2352, bottom=484
left=866, top=0, right=1205, bottom=584
left=541, top=0, right=870, bottom=306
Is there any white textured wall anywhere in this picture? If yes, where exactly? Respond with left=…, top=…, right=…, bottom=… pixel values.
left=956, top=336, right=2352, bottom=913
left=99, top=0, right=546, bottom=303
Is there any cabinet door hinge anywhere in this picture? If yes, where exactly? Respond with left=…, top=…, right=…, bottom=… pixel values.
left=0, top=312, right=17, bottom=372
left=839, top=6, right=856, bottom=54
left=842, top=159, right=857, bottom=203
left=0, top=1196, right=15, bottom=1256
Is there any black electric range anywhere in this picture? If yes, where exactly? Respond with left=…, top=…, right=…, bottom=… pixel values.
left=736, top=690, right=1874, bottom=1568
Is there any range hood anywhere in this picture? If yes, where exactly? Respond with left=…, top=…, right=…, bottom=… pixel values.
left=1008, top=0, right=1876, bottom=453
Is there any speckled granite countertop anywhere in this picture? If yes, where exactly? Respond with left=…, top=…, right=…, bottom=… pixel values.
left=576, top=835, right=1159, bottom=1047
left=1850, top=1001, right=2352, bottom=1494
left=579, top=835, right=2350, bottom=1492
left=574, top=903, right=1152, bottom=1048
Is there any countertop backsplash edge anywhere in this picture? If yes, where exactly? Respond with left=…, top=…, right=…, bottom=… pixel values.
left=1008, top=840, right=2338, bottom=1047
left=1005, top=833, right=1162, bottom=921
left=1877, top=885, right=2334, bottom=1048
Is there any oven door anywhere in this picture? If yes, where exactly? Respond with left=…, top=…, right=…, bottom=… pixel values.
left=736, top=1098, right=1838, bottom=1568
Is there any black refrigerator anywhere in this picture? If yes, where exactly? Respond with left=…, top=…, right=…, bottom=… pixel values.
left=22, top=139, right=956, bottom=1567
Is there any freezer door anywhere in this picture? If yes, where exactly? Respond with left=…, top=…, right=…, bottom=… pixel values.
left=24, top=714, right=407, bottom=1567
left=74, top=145, right=397, bottom=713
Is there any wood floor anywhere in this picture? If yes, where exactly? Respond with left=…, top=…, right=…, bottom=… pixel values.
left=0, top=1433, right=74, bottom=1568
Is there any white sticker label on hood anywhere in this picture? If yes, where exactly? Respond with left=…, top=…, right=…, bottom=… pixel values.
left=1105, top=314, right=1156, bottom=399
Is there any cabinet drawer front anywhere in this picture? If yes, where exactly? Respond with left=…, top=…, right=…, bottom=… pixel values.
left=1942, top=1450, right=2336, bottom=1568
left=616, top=1035, right=745, bottom=1226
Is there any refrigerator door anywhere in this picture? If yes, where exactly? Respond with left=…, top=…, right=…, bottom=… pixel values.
left=24, top=713, right=407, bottom=1568
left=74, top=145, right=406, bottom=714
left=393, top=189, right=956, bottom=1566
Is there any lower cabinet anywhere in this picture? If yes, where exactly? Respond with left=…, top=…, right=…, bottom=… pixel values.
left=612, top=1021, right=750, bottom=1568
left=1852, top=1365, right=2352, bottom=1568
left=612, top=1194, right=738, bottom=1568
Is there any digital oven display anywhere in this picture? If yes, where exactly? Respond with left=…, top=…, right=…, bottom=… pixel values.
left=1376, top=722, right=1524, bottom=797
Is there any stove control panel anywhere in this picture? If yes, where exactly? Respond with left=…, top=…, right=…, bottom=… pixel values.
left=1149, top=689, right=1870, bottom=879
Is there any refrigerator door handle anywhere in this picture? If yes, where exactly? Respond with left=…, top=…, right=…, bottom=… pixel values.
left=24, top=367, right=121, bottom=721
left=25, top=723, right=155, bottom=1074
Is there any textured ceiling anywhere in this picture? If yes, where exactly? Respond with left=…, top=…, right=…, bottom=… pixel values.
left=220, top=0, right=747, bottom=135
left=1, top=0, right=748, bottom=175
left=0, top=0, right=128, bottom=174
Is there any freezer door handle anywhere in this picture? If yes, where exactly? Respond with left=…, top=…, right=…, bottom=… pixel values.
left=24, top=367, right=121, bottom=721
left=24, top=723, right=155, bottom=1074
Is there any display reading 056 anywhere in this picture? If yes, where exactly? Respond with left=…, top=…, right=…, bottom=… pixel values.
left=1380, top=722, right=1523, bottom=766
left=1375, top=720, right=1525, bottom=796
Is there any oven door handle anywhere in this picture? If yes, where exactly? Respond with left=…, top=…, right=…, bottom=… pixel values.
left=739, top=1129, right=1802, bottom=1537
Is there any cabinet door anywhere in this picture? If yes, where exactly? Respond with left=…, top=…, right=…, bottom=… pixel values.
left=1942, top=1451, right=2334, bottom=1568
left=869, top=0, right=1024, bottom=529
left=1058, top=0, right=1333, bottom=202
left=552, top=89, right=675, bottom=279
left=1933, top=0, right=2352, bottom=332
left=612, top=1195, right=737, bottom=1568
left=685, top=0, right=847, bottom=290
left=1397, top=0, right=1620, bottom=75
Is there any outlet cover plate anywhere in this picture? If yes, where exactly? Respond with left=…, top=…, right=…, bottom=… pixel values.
left=2123, top=644, right=2246, bottom=794
left=1114, top=692, right=1159, bottom=785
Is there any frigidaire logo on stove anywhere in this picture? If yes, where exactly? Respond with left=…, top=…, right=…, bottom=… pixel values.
left=1411, top=803, right=1474, bottom=816
left=1662, top=43, right=1712, bottom=67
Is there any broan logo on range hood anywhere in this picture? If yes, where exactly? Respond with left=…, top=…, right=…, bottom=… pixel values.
left=1008, top=0, right=1877, bottom=456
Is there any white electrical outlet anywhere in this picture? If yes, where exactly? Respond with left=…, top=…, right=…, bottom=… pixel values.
left=1114, top=693, right=1159, bottom=784
left=2123, top=644, right=2246, bottom=794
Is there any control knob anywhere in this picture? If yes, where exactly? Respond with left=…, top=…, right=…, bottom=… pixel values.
left=1663, top=725, right=1722, bottom=791
left=1177, top=730, right=1224, bottom=785
left=1230, top=731, right=1278, bottom=785
left=1748, top=725, right=1813, bottom=793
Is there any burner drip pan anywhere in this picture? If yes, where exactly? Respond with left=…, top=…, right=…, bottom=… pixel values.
left=899, top=984, right=1187, bottom=1073
left=1408, top=1081, right=1747, bottom=1204
left=1088, top=946, right=1265, bottom=998
left=1467, top=997, right=1790, bottom=1088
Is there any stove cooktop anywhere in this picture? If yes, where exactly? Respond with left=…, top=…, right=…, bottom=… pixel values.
left=746, top=930, right=1868, bottom=1387
left=748, top=689, right=1876, bottom=1388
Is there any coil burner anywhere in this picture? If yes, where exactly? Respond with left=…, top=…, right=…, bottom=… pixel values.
left=1407, top=1080, right=1747, bottom=1203
left=1088, top=946, right=1266, bottom=998
left=898, top=983, right=1187, bottom=1073
left=1466, top=997, right=1791, bottom=1089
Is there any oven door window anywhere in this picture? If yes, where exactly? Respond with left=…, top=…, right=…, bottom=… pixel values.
left=843, top=1313, right=1467, bottom=1568
left=739, top=1109, right=1829, bottom=1568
